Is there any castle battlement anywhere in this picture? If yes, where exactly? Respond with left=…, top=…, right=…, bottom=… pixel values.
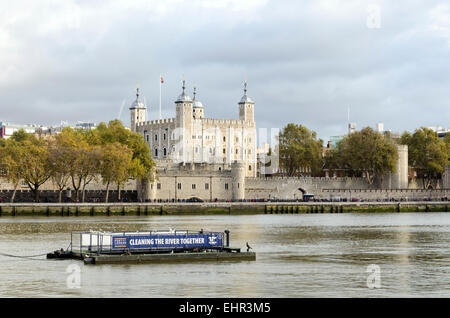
left=137, top=118, right=175, bottom=127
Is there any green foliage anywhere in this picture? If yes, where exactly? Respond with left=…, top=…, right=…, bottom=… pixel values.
left=400, top=127, right=447, bottom=189
left=0, top=120, right=154, bottom=202
left=326, top=127, right=398, bottom=184
left=279, top=124, right=324, bottom=176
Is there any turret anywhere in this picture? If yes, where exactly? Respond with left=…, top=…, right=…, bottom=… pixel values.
left=238, top=80, right=254, bottom=123
left=129, top=87, right=146, bottom=132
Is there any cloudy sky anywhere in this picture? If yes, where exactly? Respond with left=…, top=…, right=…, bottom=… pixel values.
left=0, top=0, right=449, bottom=143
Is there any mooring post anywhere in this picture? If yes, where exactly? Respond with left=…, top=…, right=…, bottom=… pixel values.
left=107, top=206, right=110, bottom=216
left=122, top=206, right=126, bottom=216
left=12, top=206, right=16, bottom=216
left=90, top=206, right=94, bottom=216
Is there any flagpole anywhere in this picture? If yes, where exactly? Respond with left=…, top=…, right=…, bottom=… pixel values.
left=159, top=74, right=162, bottom=120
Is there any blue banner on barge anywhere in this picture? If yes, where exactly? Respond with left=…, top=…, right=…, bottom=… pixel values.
left=112, top=233, right=224, bottom=250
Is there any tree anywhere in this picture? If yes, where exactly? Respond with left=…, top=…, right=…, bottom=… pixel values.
left=20, top=136, right=52, bottom=202
left=0, top=133, right=28, bottom=202
left=93, top=119, right=155, bottom=182
left=330, top=127, right=398, bottom=185
left=48, top=140, right=71, bottom=202
left=278, top=124, right=324, bottom=177
left=401, top=127, right=447, bottom=189
left=99, top=142, right=133, bottom=203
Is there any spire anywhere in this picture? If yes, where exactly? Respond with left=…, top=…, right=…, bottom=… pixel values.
left=239, top=78, right=254, bottom=104
left=193, top=82, right=197, bottom=100
left=176, top=75, right=192, bottom=103
left=130, top=85, right=145, bottom=109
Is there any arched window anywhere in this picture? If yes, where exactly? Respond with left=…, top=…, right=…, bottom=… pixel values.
left=154, top=148, right=158, bottom=157
left=163, top=148, right=167, bottom=156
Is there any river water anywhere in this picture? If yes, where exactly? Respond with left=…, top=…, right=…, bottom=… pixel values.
left=1, top=212, right=450, bottom=298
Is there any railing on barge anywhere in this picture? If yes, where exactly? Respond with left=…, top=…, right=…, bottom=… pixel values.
left=70, top=230, right=230, bottom=255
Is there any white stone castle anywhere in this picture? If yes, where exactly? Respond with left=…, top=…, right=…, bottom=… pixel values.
left=131, top=79, right=257, bottom=201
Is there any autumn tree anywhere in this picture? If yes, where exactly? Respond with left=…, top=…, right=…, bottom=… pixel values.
left=99, top=142, right=133, bottom=202
left=279, top=124, right=324, bottom=176
left=20, top=135, right=52, bottom=202
left=329, top=127, right=398, bottom=185
left=0, top=131, right=29, bottom=202
left=93, top=119, right=155, bottom=183
left=400, top=127, right=447, bottom=189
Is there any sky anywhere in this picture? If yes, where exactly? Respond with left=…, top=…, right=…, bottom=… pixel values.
left=0, top=0, right=449, bottom=143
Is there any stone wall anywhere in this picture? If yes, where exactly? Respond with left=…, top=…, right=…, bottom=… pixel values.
left=443, top=165, right=450, bottom=189
left=320, top=188, right=449, bottom=201
left=0, top=189, right=138, bottom=203
left=245, top=177, right=372, bottom=200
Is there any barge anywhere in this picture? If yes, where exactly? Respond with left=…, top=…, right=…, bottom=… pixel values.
left=47, top=229, right=256, bottom=264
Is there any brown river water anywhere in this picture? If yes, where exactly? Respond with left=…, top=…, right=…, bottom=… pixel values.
left=1, top=213, right=450, bottom=297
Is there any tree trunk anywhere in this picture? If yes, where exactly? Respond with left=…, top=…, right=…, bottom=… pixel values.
left=117, top=184, right=121, bottom=202
left=10, top=182, right=18, bottom=203
left=105, top=182, right=110, bottom=203
left=34, top=186, right=40, bottom=203
left=82, top=185, right=86, bottom=203
left=58, top=189, right=62, bottom=203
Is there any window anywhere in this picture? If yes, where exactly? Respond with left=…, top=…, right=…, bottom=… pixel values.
left=195, top=147, right=198, bottom=153
left=163, top=133, right=166, bottom=140
left=223, top=136, right=226, bottom=142
left=157, top=183, right=161, bottom=190
left=223, top=148, right=226, bottom=154
left=155, top=134, right=158, bottom=141
left=205, top=183, right=209, bottom=190
left=236, top=149, right=239, bottom=154
left=177, top=183, right=182, bottom=190
left=146, top=135, right=149, bottom=142
left=154, top=148, right=158, bottom=157
left=225, top=183, right=229, bottom=190
left=163, top=148, right=167, bottom=156
left=236, top=137, right=239, bottom=143
left=192, top=184, right=196, bottom=190
left=249, top=165, right=252, bottom=171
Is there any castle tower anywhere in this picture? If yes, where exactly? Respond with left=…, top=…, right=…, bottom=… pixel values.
left=443, top=165, right=450, bottom=189
left=383, top=144, right=409, bottom=189
left=175, top=78, right=193, bottom=163
left=129, top=87, right=146, bottom=132
left=192, top=83, right=204, bottom=119
left=238, top=80, right=254, bottom=123
left=231, top=161, right=246, bottom=201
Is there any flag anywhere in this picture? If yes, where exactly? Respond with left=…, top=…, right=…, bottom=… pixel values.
left=160, top=76, right=164, bottom=83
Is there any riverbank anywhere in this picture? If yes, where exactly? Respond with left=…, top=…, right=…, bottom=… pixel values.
left=0, top=201, right=448, bottom=216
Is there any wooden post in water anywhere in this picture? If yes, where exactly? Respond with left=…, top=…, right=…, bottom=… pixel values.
left=90, top=206, right=94, bottom=216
